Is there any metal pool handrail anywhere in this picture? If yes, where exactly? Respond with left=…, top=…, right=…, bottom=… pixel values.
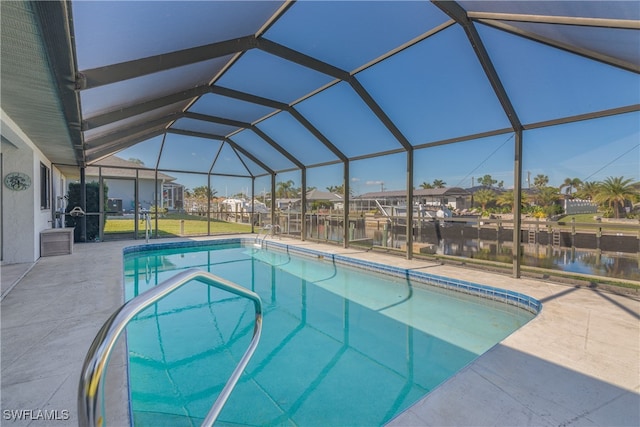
left=78, top=268, right=263, bottom=427
left=255, top=224, right=281, bottom=245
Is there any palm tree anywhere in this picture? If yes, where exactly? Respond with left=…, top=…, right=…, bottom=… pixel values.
left=533, top=174, right=549, bottom=189
left=276, top=180, right=295, bottom=198
left=559, top=177, right=583, bottom=196
left=192, top=185, right=217, bottom=199
left=432, top=179, right=446, bottom=188
left=496, top=189, right=515, bottom=213
left=534, top=187, right=560, bottom=216
left=575, top=181, right=600, bottom=200
left=474, top=189, right=496, bottom=211
left=594, top=176, right=637, bottom=219
left=326, top=184, right=344, bottom=194
left=419, top=182, right=433, bottom=189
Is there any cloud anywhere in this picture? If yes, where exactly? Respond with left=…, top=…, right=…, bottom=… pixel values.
left=365, top=180, right=384, bottom=185
left=351, top=177, right=360, bottom=182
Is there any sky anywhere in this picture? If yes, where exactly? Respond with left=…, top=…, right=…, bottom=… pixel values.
left=76, top=1, right=640, bottom=197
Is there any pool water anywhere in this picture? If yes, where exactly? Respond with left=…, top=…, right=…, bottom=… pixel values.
left=123, top=242, right=536, bottom=426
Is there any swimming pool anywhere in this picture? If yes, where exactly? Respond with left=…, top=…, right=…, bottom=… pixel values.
left=123, top=238, right=540, bottom=426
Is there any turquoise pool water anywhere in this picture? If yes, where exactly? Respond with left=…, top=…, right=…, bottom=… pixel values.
left=123, top=240, right=538, bottom=426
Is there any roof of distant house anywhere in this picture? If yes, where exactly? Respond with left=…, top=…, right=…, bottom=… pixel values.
left=85, top=156, right=176, bottom=182
left=306, top=189, right=343, bottom=201
left=357, top=187, right=469, bottom=199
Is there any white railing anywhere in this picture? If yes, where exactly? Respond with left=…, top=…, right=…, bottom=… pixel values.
left=78, top=268, right=263, bottom=427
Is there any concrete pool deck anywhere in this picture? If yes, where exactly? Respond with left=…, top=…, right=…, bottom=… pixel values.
left=1, top=235, right=638, bottom=426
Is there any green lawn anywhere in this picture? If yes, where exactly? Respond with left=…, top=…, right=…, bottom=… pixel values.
left=104, top=214, right=251, bottom=237
left=557, top=213, right=602, bottom=223
left=555, top=213, right=638, bottom=233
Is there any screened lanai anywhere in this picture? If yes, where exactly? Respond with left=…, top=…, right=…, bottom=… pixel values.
left=3, top=1, right=639, bottom=280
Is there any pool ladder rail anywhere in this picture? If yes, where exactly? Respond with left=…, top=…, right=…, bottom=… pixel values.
left=78, top=268, right=263, bottom=427
left=255, top=224, right=281, bottom=247
left=140, top=210, right=152, bottom=243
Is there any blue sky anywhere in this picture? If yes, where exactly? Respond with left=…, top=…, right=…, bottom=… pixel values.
left=77, top=1, right=639, bottom=196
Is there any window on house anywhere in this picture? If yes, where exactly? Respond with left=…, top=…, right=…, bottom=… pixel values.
left=40, top=162, right=50, bottom=209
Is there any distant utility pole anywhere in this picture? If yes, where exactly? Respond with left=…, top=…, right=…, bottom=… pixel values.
left=527, top=171, right=531, bottom=189
left=471, top=177, right=474, bottom=187
left=380, top=182, right=384, bottom=192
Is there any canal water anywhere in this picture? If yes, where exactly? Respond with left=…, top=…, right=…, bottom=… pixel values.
left=304, top=218, right=640, bottom=282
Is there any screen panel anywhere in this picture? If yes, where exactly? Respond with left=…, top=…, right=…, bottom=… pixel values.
left=158, top=133, right=222, bottom=173
left=189, top=93, right=276, bottom=124
left=230, top=129, right=296, bottom=172
left=356, top=26, right=511, bottom=146
left=256, top=111, right=338, bottom=166
left=295, top=82, right=401, bottom=158
left=72, top=1, right=284, bottom=69
left=478, top=24, right=640, bottom=124
left=80, top=58, right=231, bottom=117
left=264, top=1, right=448, bottom=71
left=215, top=50, right=334, bottom=104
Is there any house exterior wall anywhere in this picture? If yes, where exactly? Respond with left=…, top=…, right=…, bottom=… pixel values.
left=102, top=178, right=136, bottom=213
left=87, top=176, right=162, bottom=212
left=1, top=111, right=63, bottom=263
left=564, top=199, right=598, bottom=215
left=140, top=180, right=160, bottom=209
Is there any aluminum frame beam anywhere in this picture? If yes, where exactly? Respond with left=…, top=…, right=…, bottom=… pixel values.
left=467, top=12, right=640, bottom=30
left=433, top=0, right=525, bottom=276
left=83, top=86, right=210, bottom=130
left=477, top=18, right=640, bottom=73
left=433, top=1, right=523, bottom=132
left=183, top=112, right=250, bottom=129
left=210, top=86, right=347, bottom=161
left=85, top=128, right=165, bottom=164
left=77, top=36, right=257, bottom=90
left=250, top=127, right=305, bottom=170
left=164, top=128, right=273, bottom=176
left=84, top=113, right=183, bottom=150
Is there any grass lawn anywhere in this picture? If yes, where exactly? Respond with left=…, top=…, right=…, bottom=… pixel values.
left=555, top=213, right=638, bottom=233
left=104, top=214, right=251, bottom=237
left=558, top=213, right=601, bottom=223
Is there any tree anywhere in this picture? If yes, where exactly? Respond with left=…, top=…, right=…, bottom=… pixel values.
left=474, top=189, right=496, bottom=211
left=419, top=182, right=433, bottom=189
left=192, top=186, right=217, bottom=199
left=594, top=176, right=637, bottom=219
left=575, top=181, right=600, bottom=200
left=276, top=180, right=296, bottom=198
left=533, top=174, right=549, bottom=189
left=533, top=186, right=561, bottom=217
left=559, top=177, right=583, bottom=196
left=184, top=186, right=217, bottom=215
left=478, top=174, right=497, bottom=188
left=127, top=158, right=145, bottom=166
left=496, top=190, right=526, bottom=213
left=326, top=184, right=344, bottom=194
left=432, top=179, right=446, bottom=188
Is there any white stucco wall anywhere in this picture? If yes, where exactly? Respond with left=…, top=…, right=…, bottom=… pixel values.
left=101, top=178, right=161, bottom=212
left=1, top=110, right=60, bottom=263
